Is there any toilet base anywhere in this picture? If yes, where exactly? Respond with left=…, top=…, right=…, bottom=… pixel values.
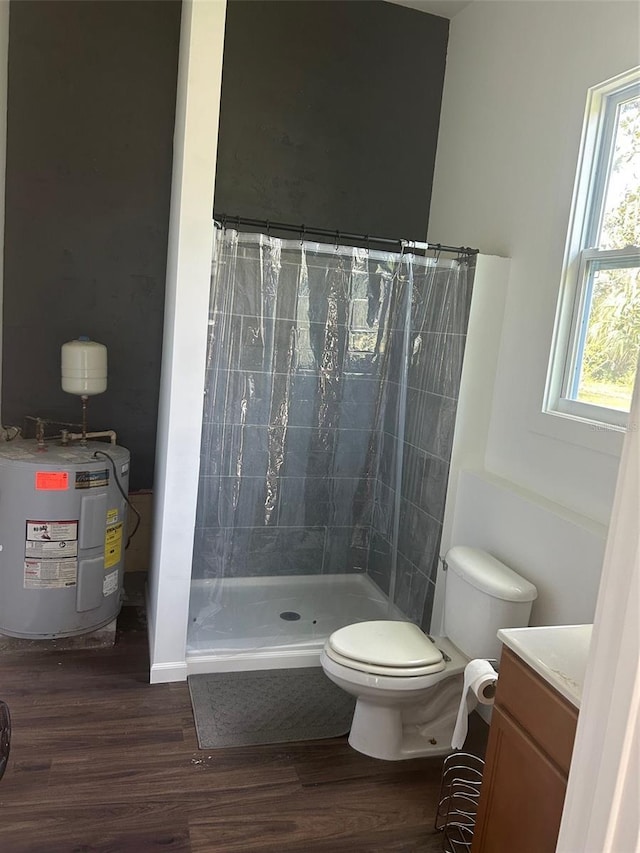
left=347, top=675, right=463, bottom=761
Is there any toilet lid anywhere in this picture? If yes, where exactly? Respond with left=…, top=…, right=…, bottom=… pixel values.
left=325, top=645, right=446, bottom=677
left=328, top=621, right=444, bottom=669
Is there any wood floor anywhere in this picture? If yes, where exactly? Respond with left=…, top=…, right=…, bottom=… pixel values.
left=0, top=611, right=487, bottom=853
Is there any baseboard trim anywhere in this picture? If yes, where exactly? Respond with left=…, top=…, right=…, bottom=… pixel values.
left=145, top=585, right=189, bottom=683
left=150, top=660, right=189, bottom=683
left=186, top=647, right=322, bottom=675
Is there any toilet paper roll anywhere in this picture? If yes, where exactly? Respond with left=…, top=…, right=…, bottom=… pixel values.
left=451, top=659, right=498, bottom=750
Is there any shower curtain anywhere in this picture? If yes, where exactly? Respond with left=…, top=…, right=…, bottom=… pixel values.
left=191, top=227, right=474, bottom=644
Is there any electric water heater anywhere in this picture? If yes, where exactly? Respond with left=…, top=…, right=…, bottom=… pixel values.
left=0, top=441, right=130, bottom=638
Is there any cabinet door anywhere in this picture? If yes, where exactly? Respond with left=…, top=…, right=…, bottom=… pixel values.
left=496, top=649, right=578, bottom=775
left=472, top=706, right=567, bottom=853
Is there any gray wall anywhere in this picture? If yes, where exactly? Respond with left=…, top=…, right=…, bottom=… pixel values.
left=214, top=0, right=449, bottom=240
left=2, top=0, right=181, bottom=490
left=1, top=0, right=448, bottom=494
left=202, top=1, right=454, bottom=620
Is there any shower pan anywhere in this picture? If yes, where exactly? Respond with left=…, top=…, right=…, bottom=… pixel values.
left=186, top=226, right=474, bottom=672
left=188, top=574, right=403, bottom=665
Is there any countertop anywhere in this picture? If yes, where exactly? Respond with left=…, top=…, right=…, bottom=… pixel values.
left=497, top=624, right=592, bottom=708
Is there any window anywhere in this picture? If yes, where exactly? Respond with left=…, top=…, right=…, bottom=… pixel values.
left=547, top=68, right=640, bottom=429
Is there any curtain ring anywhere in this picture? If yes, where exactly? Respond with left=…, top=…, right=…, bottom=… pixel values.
left=221, top=214, right=227, bottom=230
left=335, top=230, right=340, bottom=250
left=266, top=220, right=271, bottom=237
left=365, top=235, right=370, bottom=254
left=300, top=224, right=306, bottom=246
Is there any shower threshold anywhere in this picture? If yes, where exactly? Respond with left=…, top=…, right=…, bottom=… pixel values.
left=186, top=573, right=405, bottom=675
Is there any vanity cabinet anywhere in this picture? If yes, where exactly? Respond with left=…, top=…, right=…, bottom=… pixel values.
left=472, top=647, right=579, bottom=853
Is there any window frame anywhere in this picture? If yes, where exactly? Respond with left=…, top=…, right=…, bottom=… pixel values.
left=546, top=68, right=640, bottom=431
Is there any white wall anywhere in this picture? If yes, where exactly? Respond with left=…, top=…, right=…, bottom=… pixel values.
left=429, top=0, right=639, bottom=623
left=437, top=257, right=607, bottom=628
left=440, top=254, right=511, bottom=557
left=450, top=469, right=607, bottom=625
left=148, top=0, right=226, bottom=683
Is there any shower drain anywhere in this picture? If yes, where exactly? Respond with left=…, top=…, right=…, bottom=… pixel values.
left=279, top=611, right=301, bottom=621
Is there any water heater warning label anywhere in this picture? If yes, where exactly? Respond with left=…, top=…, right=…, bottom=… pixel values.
left=24, top=520, right=79, bottom=588
left=25, top=539, right=78, bottom=559
left=103, top=570, right=118, bottom=597
left=104, top=523, right=123, bottom=569
left=35, top=471, right=69, bottom=491
left=24, top=559, right=77, bottom=589
left=26, top=521, right=78, bottom=542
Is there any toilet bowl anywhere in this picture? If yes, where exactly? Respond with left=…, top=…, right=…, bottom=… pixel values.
left=321, top=629, right=467, bottom=760
left=320, top=547, right=537, bottom=761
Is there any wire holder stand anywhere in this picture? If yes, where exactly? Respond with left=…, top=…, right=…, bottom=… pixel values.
left=0, top=699, right=11, bottom=782
left=435, top=751, right=484, bottom=852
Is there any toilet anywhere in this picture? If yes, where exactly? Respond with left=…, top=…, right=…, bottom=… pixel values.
left=320, top=546, right=537, bottom=760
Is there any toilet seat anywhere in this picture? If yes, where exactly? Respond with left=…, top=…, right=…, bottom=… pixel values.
left=324, top=645, right=446, bottom=677
left=326, top=620, right=445, bottom=677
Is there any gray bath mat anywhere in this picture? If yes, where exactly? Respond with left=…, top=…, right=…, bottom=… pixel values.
left=188, top=667, right=356, bottom=749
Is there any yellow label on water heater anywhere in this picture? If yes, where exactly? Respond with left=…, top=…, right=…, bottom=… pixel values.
left=104, top=523, right=123, bottom=569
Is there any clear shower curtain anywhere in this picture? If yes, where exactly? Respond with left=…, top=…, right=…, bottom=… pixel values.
left=190, top=227, right=474, bottom=650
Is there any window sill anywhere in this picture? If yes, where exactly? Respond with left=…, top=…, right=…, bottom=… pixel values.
left=531, top=407, right=626, bottom=458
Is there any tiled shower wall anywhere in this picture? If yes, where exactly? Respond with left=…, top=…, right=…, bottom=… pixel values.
left=192, top=240, right=386, bottom=580
left=367, top=263, right=475, bottom=629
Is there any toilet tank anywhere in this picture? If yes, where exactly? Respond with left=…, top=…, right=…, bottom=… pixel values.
left=443, top=546, right=537, bottom=660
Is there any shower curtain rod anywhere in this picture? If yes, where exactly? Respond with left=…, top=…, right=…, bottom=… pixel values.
left=213, top=213, right=478, bottom=257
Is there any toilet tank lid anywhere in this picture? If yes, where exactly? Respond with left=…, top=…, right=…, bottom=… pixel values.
left=445, top=546, right=538, bottom=603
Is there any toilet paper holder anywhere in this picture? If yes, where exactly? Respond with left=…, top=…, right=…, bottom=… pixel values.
left=435, top=751, right=485, bottom=852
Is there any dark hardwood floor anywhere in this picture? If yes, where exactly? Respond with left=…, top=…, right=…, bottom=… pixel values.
left=0, top=610, right=487, bottom=853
